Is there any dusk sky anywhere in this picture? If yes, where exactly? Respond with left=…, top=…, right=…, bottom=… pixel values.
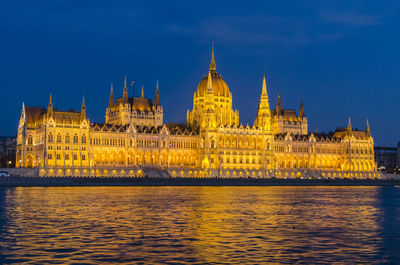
left=1, top=0, right=399, bottom=146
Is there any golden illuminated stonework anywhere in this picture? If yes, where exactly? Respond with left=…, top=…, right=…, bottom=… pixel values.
left=16, top=47, right=378, bottom=179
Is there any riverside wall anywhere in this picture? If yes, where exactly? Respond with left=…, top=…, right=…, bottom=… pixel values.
left=0, top=176, right=399, bottom=187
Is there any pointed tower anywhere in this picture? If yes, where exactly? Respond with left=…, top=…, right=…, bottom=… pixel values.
left=261, top=74, right=268, bottom=100
left=80, top=96, right=87, bottom=121
left=276, top=93, right=283, bottom=116
left=209, top=42, right=216, bottom=71
left=347, top=117, right=352, bottom=132
left=141, top=85, right=144, bottom=98
left=255, top=74, right=271, bottom=130
left=47, top=93, right=54, bottom=118
left=366, top=119, right=371, bottom=136
left=154, top=80, right=161, bottom=107
left=108, top=83, right=114, bottom=108
left=19, top=102, right=26, bottom=127
left=186, top=109, right=190, bottom=126
left=122, top=76, right=128, bottom=103
left=299, top=97, right=305, bottom=120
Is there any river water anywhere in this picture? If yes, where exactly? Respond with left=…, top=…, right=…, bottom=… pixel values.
left=0, top=186, right=399, bottom=264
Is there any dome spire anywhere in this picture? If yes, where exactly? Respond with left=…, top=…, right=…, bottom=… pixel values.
left=141, top=85, right=144, bottom=98
left=209, top=41, right=216, bottom=71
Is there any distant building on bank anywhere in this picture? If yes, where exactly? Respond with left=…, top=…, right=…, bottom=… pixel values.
left=0, top=136, right=16, bottom=168
left=15, top=47, right=378, bottom=178
left=374, top=146, right=398, bottom=173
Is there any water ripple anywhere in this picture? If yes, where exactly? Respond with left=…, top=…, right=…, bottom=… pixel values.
left=0, top=186, right=399, bottom=264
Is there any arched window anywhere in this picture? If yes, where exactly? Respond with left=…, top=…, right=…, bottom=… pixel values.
left=48, top=133, right=53, bottom=143
left=266, top=141, right=271, bottom=151
left=65, top=134, right=70, bottom=143
left=27, top=135, right=33, bottom=145
left=73, top=134, right=78, bottom=144
left=57, top=133, right=62, bottom=143
left=210, top=139, right=215, bottom=148
left=82, top=135, right=86, bottom=144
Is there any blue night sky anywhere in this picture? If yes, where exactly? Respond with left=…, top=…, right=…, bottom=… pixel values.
left=1, top=0, right=399, bottom=146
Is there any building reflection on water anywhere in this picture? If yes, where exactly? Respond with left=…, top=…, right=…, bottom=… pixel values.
left=0, top=187, right=399, bottom=264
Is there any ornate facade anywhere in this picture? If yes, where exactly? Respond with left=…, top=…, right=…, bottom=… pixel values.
left=16, top=48, right=378, bottom=178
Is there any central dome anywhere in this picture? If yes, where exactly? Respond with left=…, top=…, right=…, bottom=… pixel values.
left=195, top=46, right=231, bottom=98
left=195, top=70, right=230, bottom=97
left=186, top=45, right=239, bottom=128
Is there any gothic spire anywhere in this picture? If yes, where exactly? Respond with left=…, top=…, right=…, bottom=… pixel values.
left=122, top=76, right=128, bottom=103
left=347, top=117, right=352, bottom=132
left=258, top=74, right=270, bottom=109
left=299, top=96, right=305, bottom=120
left=20, top=102, right=26, bottom=126
left=366, top=119, right=370, bottom=135
left=209, top=42, right=216, bottom=71
left=154, top=80, right=161, bottom=107
left=80, top=96, right=86, bottom=121
left=141, top=85, right=144, bottom=98
left=255, top=74, right=271, bottom=129
left=108, top=82, right=114, bottom=108
left=261, top=74, right=268, bottom=98
left=48, top=93, right=53, bottom=117
left=276, top=93, right=282, bottom=116
left=48, top=93, right=52, bottom=108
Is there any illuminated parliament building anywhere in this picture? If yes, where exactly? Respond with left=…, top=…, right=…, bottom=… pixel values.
left=16, top=48, right=378, bottom=178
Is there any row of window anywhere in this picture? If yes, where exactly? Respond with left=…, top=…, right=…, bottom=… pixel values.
left=47, top=133, right=86, bottom=144
left=217, top=140, right=262, bottom=148
left=348, top=148, right=373, bottom=155
left=133, top=139, right=198, bottom=149
left=91, top=138, right=125, bottom=146
left=48, top=153, right=85, bottom=160
left=196, top=98, right=230, bottom=103
left=219, top=151, right=262, bottom=156
left=222, top=158, right=258, bottom=164
left=169, top=141, right=197, bottom=149
left=273, top=145, right=373, bottom=155
left=47, top=146, right=85, bottom=151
